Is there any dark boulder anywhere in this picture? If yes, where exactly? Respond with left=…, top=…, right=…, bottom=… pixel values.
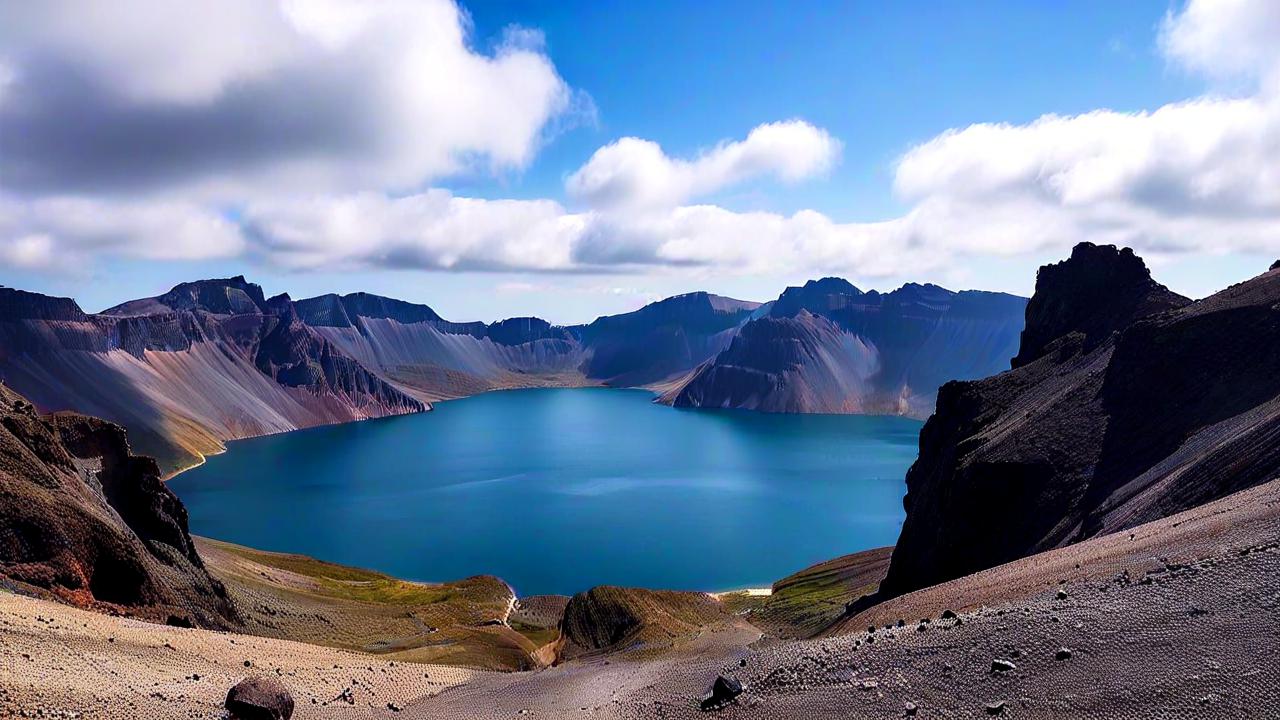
left=700, top=674, right=743, bottom=710
left=225, top=676, right=294, bottom=720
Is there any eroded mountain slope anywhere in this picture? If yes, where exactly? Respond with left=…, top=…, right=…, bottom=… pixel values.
left=880, top=243, right=1280, bottom=598
left=662, top=280, right=1026, bottom=418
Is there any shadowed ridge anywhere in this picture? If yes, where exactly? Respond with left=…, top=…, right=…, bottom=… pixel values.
left=570, top=291, right=760, bottom=386
left=877, top=246, right=1280, bottom=601
left=663, top=278, right=1026, bottom=417
left=1011, top=242, right=1189, bottom=368
left=0, top=384, right=237, bottom=627
left=102, top=276, right=268, bottom=317
left=769, top=276, right=862, bottom=318
left=0, top=287, right=89, bottom=321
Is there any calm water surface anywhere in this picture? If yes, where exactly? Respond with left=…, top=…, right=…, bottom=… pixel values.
left=171, top=388, right=921, bottom=596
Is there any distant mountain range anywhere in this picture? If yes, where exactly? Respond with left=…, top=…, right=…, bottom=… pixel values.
left=0, top=275, right=1026, bottom=474
left=660, top=279, right=1026, bottom=416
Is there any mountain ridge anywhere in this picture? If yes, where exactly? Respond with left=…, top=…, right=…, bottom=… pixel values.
left=0, top=277, right=1025, bottom=474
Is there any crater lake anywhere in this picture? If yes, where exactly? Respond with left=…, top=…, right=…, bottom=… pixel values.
left=170, top=388, right=921, bottom=596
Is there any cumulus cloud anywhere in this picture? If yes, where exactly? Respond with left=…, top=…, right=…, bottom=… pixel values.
left=0, top=196, right=244, bottom=271
left=0, top=0, right=574, bottom=196
left=239, top=191, right=935, bottom=280
left=2, top=0, right=1278, bottom=285
left=243, top=191, right=585, bottom=272
left=1160, top=0, right=1280, bottom=89
left=566, top=121, right=840, bottom=210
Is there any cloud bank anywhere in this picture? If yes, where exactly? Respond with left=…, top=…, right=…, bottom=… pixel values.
left=1, top=0, right=1278, bottom=282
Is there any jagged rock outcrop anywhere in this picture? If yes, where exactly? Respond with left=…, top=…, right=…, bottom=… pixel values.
left=0, top=384, right=237, bottom=626
left=662, top=280, right=1027, bottom=418
left=103, top=276, right=268, bottom=317
left=1010, top=244, right=1188, bottom=367
left=879, top=242, right=1280, bottom=598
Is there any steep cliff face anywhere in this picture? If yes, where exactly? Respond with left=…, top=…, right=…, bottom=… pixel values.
left=1011, top=244, right=1189, bottom=367
left=103, top=276, right=268, bottom=317
left=0, top=283, right=425, bottom=473
left=662, top=311, right=879, bottom=413
left=878, top=243, right=1280, bottom=598
left=662, top=281, right=1026, bottom=418
left=297, top=292, right=585, bottom=401
left=571, top=292, right=761, bottom=387
left=0, top=384, right=237, bottom=627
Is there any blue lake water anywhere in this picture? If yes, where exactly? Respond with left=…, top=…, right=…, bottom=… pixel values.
left=171, top=388, right=921, bottom=596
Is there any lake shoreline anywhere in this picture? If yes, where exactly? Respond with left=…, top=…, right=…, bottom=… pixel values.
left=170, top=387, right=919, bottom=597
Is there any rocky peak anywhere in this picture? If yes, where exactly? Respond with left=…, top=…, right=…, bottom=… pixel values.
left=338, top=292, right=442, bottom=325
left=162, top=276, right=267, bottom=315
left=771, top=277, right=863, bottom=318
left=104, top=276, right=268, bottom=317
left=0, top=288, right=88, bottom=322
left=486, top=316, right=567, bottom=346
left=1011, top=242, right=1189, bottom=368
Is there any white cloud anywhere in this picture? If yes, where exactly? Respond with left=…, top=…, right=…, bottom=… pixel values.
left=1161, top=0, right=1280, bottom=90
left=2, top=0, right=1279, bottom=288
left=237, top=190, right=936, bottom=281
left=249, top=0, right=1280, bottom=282
left=891, top=96, right=1280, bottom=257
left=243, top=191, right=585, bottom=272
left=566, top=121, right=841, bottom=210
left=0, top=196, right=244, bottom=271
left=0, top=0, right=575, bottom=195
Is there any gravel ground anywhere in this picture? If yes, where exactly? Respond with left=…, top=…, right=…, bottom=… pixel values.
left=2, top=479, right=1277, bottom=719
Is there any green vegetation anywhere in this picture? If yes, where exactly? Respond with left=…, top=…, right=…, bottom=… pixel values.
left=509, top=620, right=560, bottom=648
left=730, top=546, right=893, bottom=639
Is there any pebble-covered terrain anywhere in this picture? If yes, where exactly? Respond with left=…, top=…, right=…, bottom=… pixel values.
left=3, top=477, right=1275, bottom=719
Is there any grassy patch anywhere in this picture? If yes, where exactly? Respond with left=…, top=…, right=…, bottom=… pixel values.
left=510, top=620, right=560, bottom=648
left=211, top=540, right=388, bottom=583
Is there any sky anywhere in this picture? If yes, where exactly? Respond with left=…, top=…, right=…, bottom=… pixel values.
left=0, top=0, right=1277, bottom=324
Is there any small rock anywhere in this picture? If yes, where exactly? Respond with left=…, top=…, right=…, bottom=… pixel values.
left=1056, top=589, right=1068, bottom=600
left=1055, top=647, right=1072, bottom=661
left=387, top=702, right=402, bottom=712
left=940, top=609, right=957, bottom=620
left=225, top=676, right=294, bottom=720
left=700, top=674, right=743, bottom=711
left=985, top=700, right=1006, bottom=715
left=904, top=701, right=918, bottom=716
left=991, top=659, right=1017, bottom=673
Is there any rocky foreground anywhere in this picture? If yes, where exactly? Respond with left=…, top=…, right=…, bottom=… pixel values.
left=1, top=475, right=1275, bottom=718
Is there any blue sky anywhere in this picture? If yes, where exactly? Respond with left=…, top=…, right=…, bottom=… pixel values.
left=462, top=0, right=1193, bottom=215
left=1, top=0, right=1276, bottom=323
